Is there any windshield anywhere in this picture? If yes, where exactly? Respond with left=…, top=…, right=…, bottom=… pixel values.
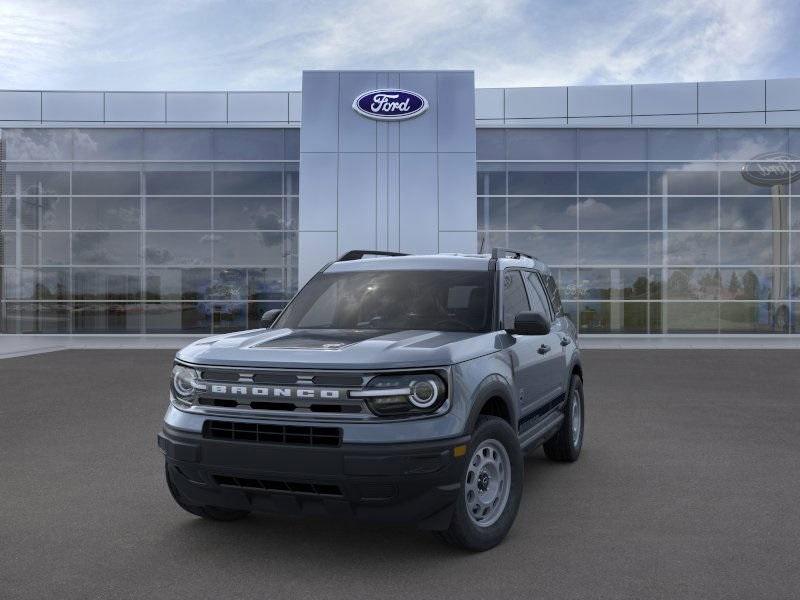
left=274, top=270, right=494, bottom=333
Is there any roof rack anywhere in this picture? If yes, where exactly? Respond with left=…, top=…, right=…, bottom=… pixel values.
left=337, top=250, right=409, bottom=262
left=491, top=247, right=537, bottom=261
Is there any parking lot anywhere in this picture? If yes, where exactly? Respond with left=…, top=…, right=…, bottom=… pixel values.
left=1, top=348, right=799, bottom=600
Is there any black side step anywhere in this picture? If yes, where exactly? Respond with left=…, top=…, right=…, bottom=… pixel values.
left=519, top=411, right=563, bottom=451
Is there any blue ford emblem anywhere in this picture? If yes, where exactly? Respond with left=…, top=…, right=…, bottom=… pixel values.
left=741, top=152, right=800, bottom=186
left=352, top=89, right=428, bottom=121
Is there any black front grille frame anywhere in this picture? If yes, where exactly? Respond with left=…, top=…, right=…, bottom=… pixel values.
left=203, top=420, right=342, bottom=447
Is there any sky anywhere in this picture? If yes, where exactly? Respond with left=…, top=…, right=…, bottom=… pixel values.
left=0, top=0, right=798, bottom=91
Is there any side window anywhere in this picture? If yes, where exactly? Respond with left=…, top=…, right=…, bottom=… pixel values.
left=544, top=274, right=564, bottom=317
left=523, top=272, right=550, bottom=317
left=502, top=270, right=530, bottom=328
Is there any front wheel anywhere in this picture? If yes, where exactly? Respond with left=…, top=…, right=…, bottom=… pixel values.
left=437, top=416, right=523, bottom=552
left=543, top=374, right=584, bottom=462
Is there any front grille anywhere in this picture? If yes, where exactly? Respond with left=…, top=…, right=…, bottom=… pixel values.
left=213, top=474, right=343, bottom=497
left=203, top=420, right=342, bottom=447
left=197, top=397, right=363, bottom=414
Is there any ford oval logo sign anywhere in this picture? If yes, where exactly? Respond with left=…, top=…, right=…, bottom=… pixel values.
left=741, top=152, right=800, bottom=186
left=353, top=89, right=428, bottom=121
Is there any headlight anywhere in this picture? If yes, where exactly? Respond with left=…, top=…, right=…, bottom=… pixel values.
left=352, top=373, right=447, bottom=417
left=171, top=364, right=200, bottom=405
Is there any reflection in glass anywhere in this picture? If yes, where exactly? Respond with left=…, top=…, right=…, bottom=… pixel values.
left=20, top=268, right=69, bottom=300
left=144, top=302, right=212, bottom=333
left=20, top=196, right=69, bottom=230
left=214, top=170, right=282, bottom=195
left=73, top=129, right=143, bottom=160
left=720, top=267, right=788, bottom=300
left=213, top=302, right=247, bottom=332
left=506, top=232, right=577, bottom=266
left=145, top=268, right=211, bottom=300
left=507, top=129, right=576, bottom=160
left=664, top=302, right=719, bottom=333
left=666, top=233, right=718, bottom=265
left=248, top=268, right=287, bottom=300
left=578, top=171, right=647, bottom=195
left=578, top=197, right=647, bottom=230
left=720, top=196, right=788, bottom=230
left=720, top=232, right=784, bottom=265
left=3, top=302, right=70, bottom=333
left=1, top=232, right=16, bottom=264
left=578, top=130, right=646, bottom=160
left=508, top=169, right=575, bottom=195
left=477, top=129, right=505, bottom=160
left=213, top=197, right=283, bottom=230
left=73, top=268, right=141, bottom=300
left=18, top=171, right=70, bottom=195
left=72, top=171, right=140, bottom=195
left=577, top=268, right=648, bottom=300
left=145, top=232, right=212, bottom=265
left=213, top=129, right=285, bottom=160
left=143, top=130, right=213, bottom=160
left=22, top=232, right=70, bottom=265
left=477, top=166, right=505, bottom=195
left=578, top=302, right=647, bottom=333
left=507, top=197, right=576, bottom=230
left=145, top=171, right=210, bottom=195
left=665, top=197, right=717, bottom=230
left=72, top=197, right=140, bottom=230
left=72, top=232, right=139, bottom=265
left=579, top=233, right=648, bottom=265
left=213, top=232, right=287, bottom=266
left=651, top=170, right=716, bottom=195
left=3, top=129, right=73, bottom=160
left=720, top=302, right=790, bottom=333
left=145, top=197, right=211, bottom=230
left=666, top=268, right=719, bottom=300
left=72, top=303, right=142, bottom=333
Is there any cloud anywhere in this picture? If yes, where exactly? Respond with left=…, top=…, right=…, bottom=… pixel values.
left=0, top=0, right=795, bottom=90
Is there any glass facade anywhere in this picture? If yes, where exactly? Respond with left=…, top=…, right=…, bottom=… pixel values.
left=0, top=128, right=299, bottom=333
left=478, top=128, right=800, bottom=334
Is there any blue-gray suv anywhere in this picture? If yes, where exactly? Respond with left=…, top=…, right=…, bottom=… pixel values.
left=158, top=248, right=584, bottom=551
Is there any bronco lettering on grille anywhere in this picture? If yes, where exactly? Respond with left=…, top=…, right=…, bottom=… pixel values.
left=208, top=385, right=341, bottom=400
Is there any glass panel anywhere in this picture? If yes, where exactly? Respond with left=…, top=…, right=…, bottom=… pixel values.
left=508, top=166, right=576, bottom=195
left=143, top=130, right=213, bottom=160
left=72, top=302, right=142, bottom=333
left=561, top=301, right=577, bottom=323
left=214, top=169, right=283, bottom=195
left=717, top=129, right=788, bottom=160
left=248, top=301, right=286, bottom=329
left=550, top=268, right=578, bottom=301
left=213, top=197, right=283, bottom=230
left=649, top=269, right=663, bottom=300
left=72, top=197, right=140, bottom=230
left=648, top=129, right=717, bottom=161
left=285, top=197, right=298, bottom=230
left=507, top=129, right=576, bottom=160
left=576, top=268, right=648, bottom=300
left=792, top=198, right=800, bottom=229
left=578, top=233, right=648, bottom=265
left=72, top=171, right=140, bottom=195
left=4, top=302, right=70, bottom=333
left=145, top=268, right=211, bottom=300
left=476, top=164, right=505, bottom=195
left=73, top=129, right=143, bottom=160
left=72, top=232, right=139, bottom=265
left=578, top=197, right=647, bottom=230
left=578, top=130, right=646, bottom=160
left=666, top=233, right=718, bottom=265
left=665, top=197, right=717, bottom=230
left=578, top=171, right=647, bottom=195
left=145, top=197, right=211, bottom=230
left=26, top=267, right=69, bottom=300
left=578, top=302, right=647, bottom=333
left=21, top=232, right=69, bottom=265
left=476, top=129, right=505, bottom=160
left=665, top=268, right=720, bottom=300
left=664, top=302, right=719, bottom=333
left=213, top=232, right=286, bottom=266
left=650, top=169, right=717, bottom=196
left=248, top=268, right=287, bottom=300
left=145, top=171, right=210, bottom=195
left=507, top=197, right=576, bottom=230
left=72, top=268, right=141, bottom=300
left=720, top=267, right=789, bottom=300
left=791, top=268, right=800, bottom=300
left=213, top=129, right=284, bottom=160
left=285, top=129, right=300, bottom=159
left=720, top=196, right=788, bottom=230
left=144, top=302, right=212, bottom=333
left=1, top=232, right=16, bottom=264
left=649, top=302, right=662, bottom=333
left=3, top=129, right=73, bottom=160
left=213, top=302, right=247, bottom=332
left=720, top=232, right=785, bottom=265
left=1, top=197, right=16, bottom=228
left=20, top=196, right=69, bottom=230
left=209, top=268, right=248, bottom=301
left=720, top=302, right=790, bottom=333
left=16, top=171, right=70, bottom=195
left=720, top=168, right=782, bottom=195
left=506, top=232, right=577, bottom=266
left=284, top=163, right=299, bottom=196
left=145, top=232, right=212, bottom=265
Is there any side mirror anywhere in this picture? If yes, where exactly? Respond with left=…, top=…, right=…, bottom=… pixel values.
left=260, top=309, right=282, bottom=328
left=509, top=311, right=550, bottom=336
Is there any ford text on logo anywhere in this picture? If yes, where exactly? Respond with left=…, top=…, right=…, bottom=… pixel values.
left=741, top=152, right=800, bottom=186
left=352, top=89, right=428, bottom=121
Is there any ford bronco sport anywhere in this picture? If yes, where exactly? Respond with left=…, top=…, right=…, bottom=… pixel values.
left=158, top=248, right=584, bottom=551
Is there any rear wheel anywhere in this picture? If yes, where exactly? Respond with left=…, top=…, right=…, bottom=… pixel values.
left=543, top=374, right=584, bottom=462
left=165, top=464, right=250, bottom=522
left=437, top=416, right=523, bottom=551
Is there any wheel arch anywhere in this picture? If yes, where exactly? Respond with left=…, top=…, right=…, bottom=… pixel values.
left=464, top=374, right=517, bottom=435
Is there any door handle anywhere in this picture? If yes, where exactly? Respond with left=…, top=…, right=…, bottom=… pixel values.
left=537, top=344, right=551, bottom=355
left=560, top=336, right=571, bottom=347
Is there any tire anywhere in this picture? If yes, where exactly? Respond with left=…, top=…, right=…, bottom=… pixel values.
left=437, top=416, right=523, bottom=552
left=543, top=374, right=584, bottom=462
left=165, top=464, right=250, bottom=522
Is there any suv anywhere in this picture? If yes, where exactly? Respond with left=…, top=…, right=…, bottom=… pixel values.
left=158, top=248, right=584, bottom=551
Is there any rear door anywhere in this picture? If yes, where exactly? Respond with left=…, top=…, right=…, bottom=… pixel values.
left=501, top=270, right=554, bottom=420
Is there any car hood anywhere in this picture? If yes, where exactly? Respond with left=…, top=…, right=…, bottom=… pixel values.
left=176, top=328, right=502, bottom=369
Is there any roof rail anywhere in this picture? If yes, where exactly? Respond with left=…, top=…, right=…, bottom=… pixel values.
left=337, top=249, right=409, bottom=262
left=491, top=247, right=536, bottom=261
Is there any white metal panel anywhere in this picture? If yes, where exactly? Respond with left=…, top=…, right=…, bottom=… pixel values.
left=300, top=72, right=339, bottom=152
left=439, top=231, right=477, bottom=254
left=289, top=92, right=302, bottom=122
left=765, top=111, right=800, bottom=126
left=42, top=92, right=103, bottom=121
left=632, top=82, right=696, bottom=115
left=437, top=72, right=476, bottom=153
left=105, top=92, right=165, bottom=122
left=228, top=92, right=288, bottom=122
left=698, top=80, right=765, bottom=113
left=505, top=86, right=567, bottom=119
left=298, top=231, right=338, bottom=286
left=503, top=118, right=568, bottom=126
left=399, top=153, right=438, bottom=254
left=0, top=91, right=41, bottom=121
left=398, top=71, right=438, bottom=152
left=339, top=72, right=377, bottom=152
left=166, top=92, right=227, bottom=122
left=438, top=153, right=476, bottom=231
left=766, top=78, right=800, bottom=111
left=337, top=153, right=377, bottom=253
left=568, top=84, right=631, bottom=117
left=568, top=116, right=631, bottom=126
left=299, top=153, right=338, bottom=231
left=698, top=112, right=765, bottom=126
left=632, top=114, right=697, bottom=126
left=475, top=88, right=504, bottom=120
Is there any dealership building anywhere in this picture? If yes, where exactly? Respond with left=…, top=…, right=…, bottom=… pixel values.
left=1, top=70, right=799, bottom=337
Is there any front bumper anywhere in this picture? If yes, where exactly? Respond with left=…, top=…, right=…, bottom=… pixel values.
left=158, top=424, right=469, bottom=530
